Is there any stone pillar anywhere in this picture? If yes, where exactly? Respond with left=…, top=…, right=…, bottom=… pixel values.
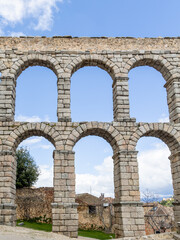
left=169, top=151, right=180, bottom=230
left=57, top=77, right=71, bottom=122
left=113, top=77, right=130, bottom=121
left=0, top=150, right=17, bottom=226
left=52, top=150, right=78, bottom=238
left=0, top=76, right=16, bottom=121
left=113, top=150, right=145, bottom=238
left=165, top=79, right=180, bottom=123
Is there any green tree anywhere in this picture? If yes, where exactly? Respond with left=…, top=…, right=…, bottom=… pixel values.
left=16, top=147, right=40, bottom=188
left=160, top=198, right=174, bottom=207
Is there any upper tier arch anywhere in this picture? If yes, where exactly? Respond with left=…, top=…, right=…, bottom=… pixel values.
left=123, top=54, right=176, bottom=82
left=7, top=54, right=61, bottom=80
left=65, top=55, right=119, bottom=81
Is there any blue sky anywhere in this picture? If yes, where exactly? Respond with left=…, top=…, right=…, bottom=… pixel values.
left=1, top=0, right=180, bottom=38
left=0, top=0, right=177, bottom=198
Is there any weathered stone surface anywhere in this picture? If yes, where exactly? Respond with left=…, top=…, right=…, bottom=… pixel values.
left=0, top=37, right=180, bottom=238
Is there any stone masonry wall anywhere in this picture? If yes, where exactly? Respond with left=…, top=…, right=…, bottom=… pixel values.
left=0, top=37, right=180, bottom=238
left=16, top=188, right=53, bottom=221
left=16, top=187, right=113, bottom=231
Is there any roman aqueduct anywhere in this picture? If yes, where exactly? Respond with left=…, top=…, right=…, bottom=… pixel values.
left=0, top=36, right=180, bottom=238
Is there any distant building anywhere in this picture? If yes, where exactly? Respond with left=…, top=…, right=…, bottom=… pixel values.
left=16, top=188, right=175, bottom=235
left=162, top=197, right=173, bottom=201
left=143, top=203, right=175, bottom=235
left=75, top=193, right=114, bottom=231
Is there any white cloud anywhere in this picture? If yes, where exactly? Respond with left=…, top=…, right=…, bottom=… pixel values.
left=0, top=0, right=25, bottom=23
left=103, top=148, right=111, bottom=153
left=158, top=114, right=169, bottom=122
left=32, top=156, right=114, bottom=196
left=94, top=156, right=113, bottom=175
left=29, top=0, right=61, bottom=31
left=39, top=144, right=53, bottom=149
left=76, top=156, right=114, bottom=198
left=19, top=137, right=54, bottom=150
left=35, top=164, right=53, bottom=187
left=44, top=115, right=50, bottom=122
left=76, top=144, right=173, bottom=198
left=29, top=144, right=173, bottom=199
left=159, top=117, right=169, bottom=122
left=0, top=0, right=63, bottom=32
left=15, top=114, right=51, bottom=122
left=21, top=137, right=43, bottom=146
left=138, top=143, right=173, bottom=195
left=10, top=31, right=26, bottom=37
left=16, top=115, right=41, bottom=122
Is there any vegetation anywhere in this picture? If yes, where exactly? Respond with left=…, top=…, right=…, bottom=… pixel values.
left=78, top=229, right=115, bottom=239
left=17, top=220, right=115, bottom=239
left=16, top=147, right=40, bottom=188
left=25, top=215, right=52, bottom=224
left=160, top=198, right=174, bottom=207
left=17, top=220, right=52, bottom=232
left=141, top=189, right=159, bottom=203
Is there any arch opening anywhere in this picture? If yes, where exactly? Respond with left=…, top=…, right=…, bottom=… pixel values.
left=137, top=136, right=173, bottom=198
left=6, top=122, right=60, bottom=155
left=142, top=128, right=179, bottom=153
left=129, top=66, right=169, bottom=122
left=129, top=124, right=180, bottom=153
left=16, top=136, right=55, bottom=229
left=12, top=129, right=56, bottom=153
left=71, top=59, right=116, bottom=81
left=71, top=66, right=113, bottom=122
left=136, top=136, right=174, bottom=235
left=129, top=58, right=172, bottom=82
left=73, top=135, right=114, bottom=232
left=17, top=136, right=55, bottom=187
left=66, top=123, right=121, bottom=154
left=74, top=135, right=114, bottom=197
left=13, top=58, right=59, bottom=81
left=15, top=66, right=57, bottom=122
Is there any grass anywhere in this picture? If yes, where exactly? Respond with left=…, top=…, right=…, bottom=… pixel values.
left=17, top=220, right=115, bottom=239
left=17, top=220, right=52, bottom=232
left=78, top=229, right=115, bottom=239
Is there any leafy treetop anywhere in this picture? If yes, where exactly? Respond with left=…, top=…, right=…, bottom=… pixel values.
left=16, top=147, right=40, bottom=189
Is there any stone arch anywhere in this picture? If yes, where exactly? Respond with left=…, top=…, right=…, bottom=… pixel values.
left=0, top=60, right=7, bottom=75
left=128, top=123, right=180, bottom=153
left=6, top=54, right=61, bottom=121
left=0, top=60, right=9, bottom=85
left=8, top=54, right=61, bottom=80
left=66, top=55, right=119, bottom=81
left=65, top=122, right=124, bottom=153
left=124, top=54, right=175, bottom=82
left=4, top=122, right=62, bottom=152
